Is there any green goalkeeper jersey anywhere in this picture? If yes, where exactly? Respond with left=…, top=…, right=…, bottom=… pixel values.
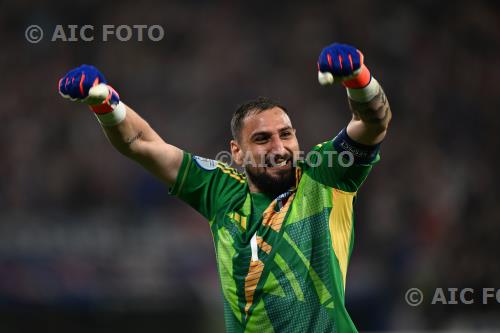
left=170, top=138, right=379, bottom=333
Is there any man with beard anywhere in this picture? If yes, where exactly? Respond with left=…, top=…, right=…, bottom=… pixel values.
left=58, top=43, right=391, bottom=332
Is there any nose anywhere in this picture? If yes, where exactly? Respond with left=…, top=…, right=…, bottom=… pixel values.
left=269, top=135, right=286, bottom=156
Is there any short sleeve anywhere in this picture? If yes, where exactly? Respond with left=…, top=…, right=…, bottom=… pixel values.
left=170, top=152, right=246, bottom=220
left=304, top=130, right=381, bottom=192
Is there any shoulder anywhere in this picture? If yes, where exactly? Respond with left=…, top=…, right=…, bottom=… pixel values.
left=171, top=152, right=246, bottom=196
left=213, top=159, right=247, bottom=184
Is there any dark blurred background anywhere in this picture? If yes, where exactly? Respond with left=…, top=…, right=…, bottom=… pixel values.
left=1, top=0, right=499, bottom=331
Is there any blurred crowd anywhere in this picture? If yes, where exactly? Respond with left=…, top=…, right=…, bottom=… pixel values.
left=1, top=0, right=499, bottom=331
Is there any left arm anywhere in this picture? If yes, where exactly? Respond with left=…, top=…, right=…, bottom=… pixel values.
left=346, top=84, right=392, bottom=145
left=317, top=43, right=392, bottom=145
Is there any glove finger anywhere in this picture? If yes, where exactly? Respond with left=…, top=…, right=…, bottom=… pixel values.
left=80, top=74, right=101, bottom=98
left=337, top=48, right=353, bottom=76
left=335, top=43, right=359, bottom=74
left=58, top=80, right=78, bottom=101
left=65, top=72, right=84, bottom=99
left=318, top=48, right=332, bottom=73
left=59, top=67, right=81, bottom=97
left=58, top=69, right=76, bottom=96
left=58, top=78, right=68, bottom=96
left=349, top=49, right=362, bottom=72
left=330, top=49, right=344, bottom=76
left=78, top=65, right=106, bottom=98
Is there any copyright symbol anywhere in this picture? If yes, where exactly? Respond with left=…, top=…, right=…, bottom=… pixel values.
left=405, top=288, right=423, bottom=307
left=25, top=25, right=43, bottom=43
left=215, top=150, right=233, bottom=166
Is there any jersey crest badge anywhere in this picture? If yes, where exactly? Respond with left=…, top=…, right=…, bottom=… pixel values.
left=193, top=156, right=218, bottom=171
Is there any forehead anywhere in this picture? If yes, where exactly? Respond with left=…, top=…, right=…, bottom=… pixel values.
left=241, top=107, right=292, bottom=137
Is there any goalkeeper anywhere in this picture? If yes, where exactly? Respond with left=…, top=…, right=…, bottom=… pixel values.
left=58, top=43, right=392, bottom=333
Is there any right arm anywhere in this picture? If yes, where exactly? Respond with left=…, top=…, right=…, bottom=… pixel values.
left=102, top=104, right=183, bottom=186
left=58, top=65, right=183, bottom=187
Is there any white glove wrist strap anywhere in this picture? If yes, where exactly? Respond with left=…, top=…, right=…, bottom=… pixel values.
left=95, top=101, right=126, bottom=127
left=346, top=78, right=380, bottom=102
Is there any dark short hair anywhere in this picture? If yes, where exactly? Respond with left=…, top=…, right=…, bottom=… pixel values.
left=231, top=97, right=288, bottom=141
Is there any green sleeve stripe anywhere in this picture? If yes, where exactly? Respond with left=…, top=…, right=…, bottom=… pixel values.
left=274, top=253, right=304, bottom=302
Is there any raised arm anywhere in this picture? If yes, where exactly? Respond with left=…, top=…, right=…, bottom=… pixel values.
left=317, top=43, right=392, bottom=145
left=58, top=65, right=183, bottom=186
left=345, top=84, right=391, bottom=145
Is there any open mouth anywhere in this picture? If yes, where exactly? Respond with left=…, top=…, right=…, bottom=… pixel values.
left=275, top=160, right=288, bottom=167
left=266, top=158, right=291, bottom=168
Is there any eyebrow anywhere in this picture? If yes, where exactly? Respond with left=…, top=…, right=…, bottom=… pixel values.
left=250, top=126, right=293, bottom=140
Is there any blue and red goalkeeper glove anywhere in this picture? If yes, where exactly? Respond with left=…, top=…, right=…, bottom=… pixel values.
left=317, top=43, right=380, bottom=102
left=58, top=65, right=125, bottom=125
left=317, top=43, right=371, bottom=88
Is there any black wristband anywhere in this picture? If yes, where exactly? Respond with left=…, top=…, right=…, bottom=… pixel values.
left=332, top=128, right=380, bottom=165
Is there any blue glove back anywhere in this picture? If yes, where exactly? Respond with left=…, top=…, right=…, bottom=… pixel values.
left=318, top=43, right=362, bottom=77
left=58, top=64, right=107, bottom=100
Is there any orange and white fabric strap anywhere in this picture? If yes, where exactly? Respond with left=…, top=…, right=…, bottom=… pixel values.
left=94, top=101, right=127, bottom=127
left=346, top=77, right=380, bottom=103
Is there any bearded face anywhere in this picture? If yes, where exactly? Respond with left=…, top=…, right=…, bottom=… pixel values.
left=244, top=151, right=296, bottom=198
left=230, top=107, right=300, bottom=197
